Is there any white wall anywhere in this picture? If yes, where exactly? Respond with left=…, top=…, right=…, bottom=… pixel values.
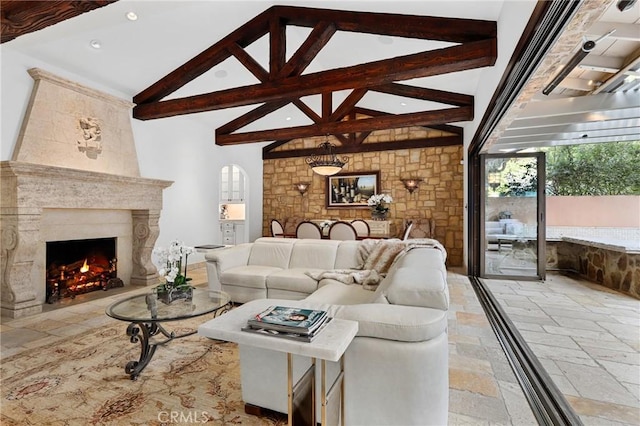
left=1, top=47, right=265, bottom=266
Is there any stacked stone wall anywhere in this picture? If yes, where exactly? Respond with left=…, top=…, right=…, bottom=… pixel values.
left=263, top=140, right=464, bottom=266
left=555, top=242, right=639, bottom=299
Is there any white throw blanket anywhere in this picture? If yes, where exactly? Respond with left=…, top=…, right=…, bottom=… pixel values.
left=305, top=238, right=447, bottom=290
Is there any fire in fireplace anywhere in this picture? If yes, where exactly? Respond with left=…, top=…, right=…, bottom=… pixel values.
left=46, top=237, right=123, bottom=303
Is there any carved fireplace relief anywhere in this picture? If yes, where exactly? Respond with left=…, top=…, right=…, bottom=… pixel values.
left=77, top=117, right=103, bottom=158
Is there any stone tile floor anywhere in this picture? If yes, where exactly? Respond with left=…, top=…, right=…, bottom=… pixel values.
left=1, top=265, right=636, bottom=424
left=485, top=273, right=640, bottom=425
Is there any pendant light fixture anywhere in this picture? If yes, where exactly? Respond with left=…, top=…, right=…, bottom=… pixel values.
left=305, top=136, right=349, bottom=176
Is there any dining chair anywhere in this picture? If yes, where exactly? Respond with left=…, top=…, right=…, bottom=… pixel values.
left=296, top=221, right=323, bottom=239
left=402, top=220, right=414, bottom=240
left=350, top=219, right=370, bottom=238
left=328, top=221, right=358, bottom=240
left=270, top=219, right=284, bottom=237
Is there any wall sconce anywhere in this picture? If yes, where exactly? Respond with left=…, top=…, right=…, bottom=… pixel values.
left=294, top=182, right=310, bottom=196
left=400, top=178, right=423, bottom=194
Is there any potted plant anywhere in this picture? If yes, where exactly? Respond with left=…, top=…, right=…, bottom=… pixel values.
left=153, top=240, right=195, bottom=304
left=367, top=193, right=393, bottom=220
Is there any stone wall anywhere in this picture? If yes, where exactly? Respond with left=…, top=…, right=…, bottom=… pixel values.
left=263, top=140, right=464, bottom=266
left=555, top=241, right=639, bottom=299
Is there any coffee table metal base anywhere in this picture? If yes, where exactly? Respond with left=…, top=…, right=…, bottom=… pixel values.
left=122, top=305, right=230, bottom=380
left=124, top=321, right=191, bottom=380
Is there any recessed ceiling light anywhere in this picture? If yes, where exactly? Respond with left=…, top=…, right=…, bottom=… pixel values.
left=126, top=12, right=138, bottom=21
left=214, top=70, right=228, bottom=78
left=89, top=39, right=102, bottom=49
left=285, top=116, right=292, bottom=121
left=400, top=102, right=407, bottom=106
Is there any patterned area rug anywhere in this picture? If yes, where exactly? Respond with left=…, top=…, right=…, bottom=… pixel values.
left=1, top=317, right=286, bottom=425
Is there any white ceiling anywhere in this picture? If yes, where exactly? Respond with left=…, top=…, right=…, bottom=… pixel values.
left=2, top=0, right=523, bottom=138
left=3, top=0, right=637, bottom=151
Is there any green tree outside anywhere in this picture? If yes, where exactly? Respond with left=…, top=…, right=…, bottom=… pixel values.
left=545, top=141, right=640, bottom=196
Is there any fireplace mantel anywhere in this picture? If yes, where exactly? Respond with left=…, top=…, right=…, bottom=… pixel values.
left=0, top=161, right=172, bottom=318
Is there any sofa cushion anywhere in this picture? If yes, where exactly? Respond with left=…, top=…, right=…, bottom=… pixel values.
left=222, top=265, right=283, bottom=289
left=392, top=245, right=446, bottom=272
left=266, top=268, right=321, bottom=294
left=305, top=281, right=378, bottom=305
left=288, top=239, right=340, bottom=269
left=373, top=247, right=449, bottom=310
left=384, top=268, right=449, bottom=310
left=332, top=303, right=448, bottom=342
left=334, top=240, right=361, bottom=269
left=248, top=238, right=295, bottom=268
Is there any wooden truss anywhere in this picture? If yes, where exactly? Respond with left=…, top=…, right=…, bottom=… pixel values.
left=131, top=6, right=497, bottom=154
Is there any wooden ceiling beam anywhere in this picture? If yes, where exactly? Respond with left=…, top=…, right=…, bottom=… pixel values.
left=219, top=21, right=336, bottom=135
left=273, top=5, right=496, bottom=43
left=134, top=6, right=496, bottom=106
left=269, top=16, right=286, bottom=77
left=352, top=107, right=464, bottom=134
left=1, top=0, right=116, bottom=44
left=263, top=135, right=462, bottom=160
left=330, top=88, right=368, bottom=122
left=216, top=100, right=290, bottom=135
left=227, top=43, right=268, bottom=82
left=278, top=21, right=336, bottom=78
left=133, top=9, right=271, bottom=104
left=322, top=92, right=332, bottom=121
left=293, top=99, right=322, bottom=123
left=216, top=106, right=472, bottom=145
left=134, top=39, right=496, bottom=120
left=371, top=83, right=474, bottom=107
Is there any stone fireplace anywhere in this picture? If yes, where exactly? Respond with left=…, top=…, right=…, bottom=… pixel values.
left=0, top=68, right=172, bottom=318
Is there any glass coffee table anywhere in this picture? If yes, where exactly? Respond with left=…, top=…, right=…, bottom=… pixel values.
left=106, top=288, right=231, bottom=380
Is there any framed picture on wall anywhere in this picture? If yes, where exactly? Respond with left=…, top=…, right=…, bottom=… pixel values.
left=326, top=171, right=380, bottom=208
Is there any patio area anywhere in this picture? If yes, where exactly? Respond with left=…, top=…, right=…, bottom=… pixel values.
left=484, top=272, right=640, bottom=425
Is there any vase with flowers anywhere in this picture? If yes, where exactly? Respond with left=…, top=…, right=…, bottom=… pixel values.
left=153, top=240, right=195, bottom=304
left=367, top=193, right=393, bottom=220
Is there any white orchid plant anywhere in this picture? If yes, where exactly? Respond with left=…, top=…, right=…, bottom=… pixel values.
left=367, top=193, right=393, bottom=212
left=153, top=240, right=195, bottom=290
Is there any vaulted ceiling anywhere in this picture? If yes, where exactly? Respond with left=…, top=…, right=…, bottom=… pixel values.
left=2, top=1, right=637, bottom=156
left=0, top=0, right=519, bottom=156
left=132, top=6, right=496, bottom=151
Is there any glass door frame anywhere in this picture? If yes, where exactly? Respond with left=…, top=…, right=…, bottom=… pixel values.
left=479, top=152, right=546, bottom=281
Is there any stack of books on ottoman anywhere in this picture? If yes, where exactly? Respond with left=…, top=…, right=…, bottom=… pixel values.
left=242, top=305, right=331, bottom=342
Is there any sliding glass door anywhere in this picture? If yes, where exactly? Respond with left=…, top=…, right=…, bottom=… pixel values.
left=480, top=153, right=545, bottom=280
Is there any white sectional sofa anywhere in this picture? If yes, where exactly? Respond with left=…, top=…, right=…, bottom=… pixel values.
left=203, top=237, right=450, bottom=425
